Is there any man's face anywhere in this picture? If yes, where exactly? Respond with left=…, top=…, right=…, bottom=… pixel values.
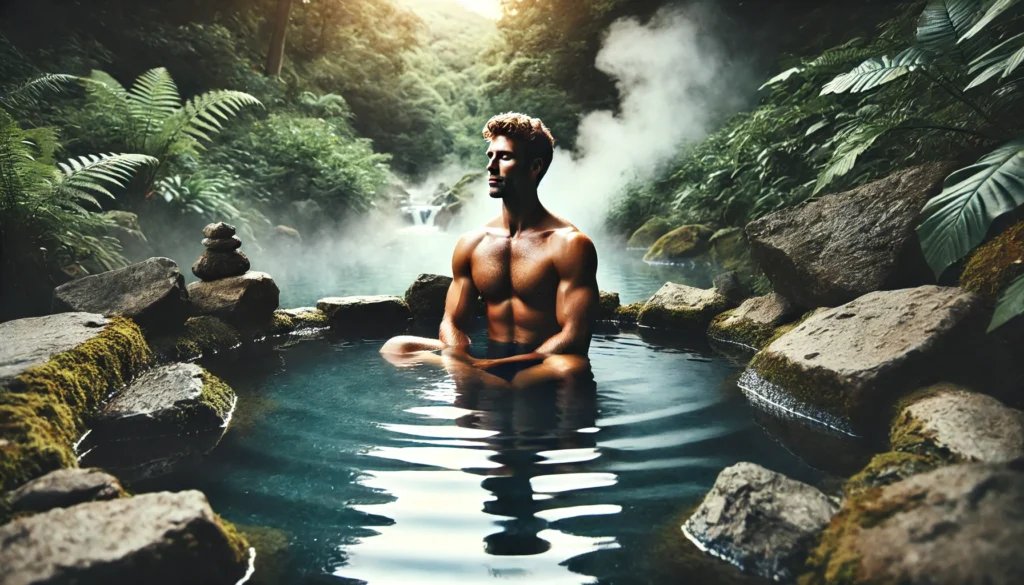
left=485, top=135, right=540, bottom=199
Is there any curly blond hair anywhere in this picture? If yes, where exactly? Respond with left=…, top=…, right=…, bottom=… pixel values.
left=482, top=112, right=555, bottom=183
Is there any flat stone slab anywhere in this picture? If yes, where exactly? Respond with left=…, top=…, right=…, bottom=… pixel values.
left=806, top=462, right=1024, bottom=585
left=637, top=282, right=731, bottom=330
left=683, top=462, right=838, bottom=582
left=51, top=257, right=188, bottom=331
left=0, top=490, right=249, bottom=585
left=317, top=295, right=411, bottom=336
left=893, top=384, right=1024, bottom=463
left=0, top=313, right=109, bottom=387
left=187, top=270, right=279, bottom=325
left=744, top=286, right=984, bottom=433
left=9, top=468, right=124, bottom=514
left=90, top=363, right=235, bottom=440
left=709, top=293, right=798, bottom=350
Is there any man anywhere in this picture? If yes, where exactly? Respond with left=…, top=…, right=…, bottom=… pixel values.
left=381, top=112, right=599, bottom=388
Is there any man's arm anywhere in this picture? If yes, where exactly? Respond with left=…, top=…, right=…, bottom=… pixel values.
left=439, top=232, right=482, bottom=350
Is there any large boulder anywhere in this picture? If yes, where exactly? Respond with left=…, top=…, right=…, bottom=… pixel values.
left=803, top=461, right=1024, bottom=585
left=891, top=384, right=1024, bottom=463
left=89, top=363, right=235, bottom=441
left=0, top=490, right=250, bottom=585
left=9, top=468, right=125, bottom=514
left=636, top=282, right=732, bottom=330
left=643, top=224, right=715, bottom=264
left=683, top=462, right=838, bottom=583
left=187, top=271, right=280, bottom=326
left=708, top=293, right=799, bottom=350
left=317, top=295, right=412, bottom=336
left=51, top=257, right=188, bottom=332
left=743, top=286, right=986, bottom=434
left=404, top=273, right=452, bottom=326
left=626, top=217, right=675, bottom=250
left=746, top=162, right=956, bottom=308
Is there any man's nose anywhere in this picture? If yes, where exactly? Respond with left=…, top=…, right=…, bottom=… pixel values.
left=486, top=158, right=498, bottom=173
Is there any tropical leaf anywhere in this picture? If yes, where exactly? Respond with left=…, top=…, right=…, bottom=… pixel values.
left=170, top=90, right=262, bottom=146
left=808, top=42, right=881, bottom=69
left=966, top=32, right=1024, bottom=88
left=916, top=0, right=982, bottom=59
left=814, top=123, right=889, bottom=194
left=961, top=0, right=1021, bottom=40
left=917, top=139, right=1024, bottom=277
left=128, top=67, right=181, bottom=127
left=821, top=47, right=933, bottom=95
left=989, top=273, right=1024, bottom=331
left=759, top=67, right=802, bottom=91
left=56, top=153, right=159, bottom=199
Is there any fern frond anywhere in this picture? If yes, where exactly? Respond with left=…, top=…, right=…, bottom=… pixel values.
left=128, top=67, right=181, bottom=125
left=0, top=73, right=79, bottom=107
left=56, top=153, right=159, bottom=199
left=814, top=123, right=890, bottom=194
left=169, top=89, right=262, bottom=145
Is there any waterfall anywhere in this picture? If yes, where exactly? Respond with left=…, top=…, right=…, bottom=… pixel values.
left=402, top=205, right=443, bottom=227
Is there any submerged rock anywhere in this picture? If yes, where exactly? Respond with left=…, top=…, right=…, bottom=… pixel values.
left=192, top=249, right=250, bottom=281
left=187, top=271, right=280, bottom=326
left=51, top=257, right=188, bottom=332
left=90, top=363, right=235, bottom=440
left=683, top=462, right=838, bottom=583
left=637, top=282, right=732, bottom=330
left=405, top=273, right=452, bottom=326
left=150, top=315, right=243, bottom=362
left=804, top=461, right=1024, bottom=585
left=644, top=224, right=715, bottom=263
left=0, top=490, right=250, bottom=585
left=317, top=295, right=412, bottom=336
left=708, top=293, right=799, bottom=350
left=746, top=162, right=955, bottom=308
left=9, top=468, right=125, bottom=514
left=745, top=286, right=985, bottom=433
left=626, top=216, right=675, bottom=249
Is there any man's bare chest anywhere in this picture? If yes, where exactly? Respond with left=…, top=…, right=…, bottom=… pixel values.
left=470, top=236, right=559, bottom=302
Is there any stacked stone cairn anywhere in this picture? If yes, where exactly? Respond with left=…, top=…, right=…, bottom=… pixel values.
left=187, top=222, right=279, bottom=326
left=194, top=222, right=249, bottom=280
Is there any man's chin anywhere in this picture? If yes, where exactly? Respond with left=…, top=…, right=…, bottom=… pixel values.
left=487, top=186, right=503, bottom=198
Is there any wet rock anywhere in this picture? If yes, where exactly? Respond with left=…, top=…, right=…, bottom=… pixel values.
left=79, top=429, right=227, bottom=483
left=746, top=162, right=956, bottom=308
left=150, top=315, right=242, bottom=362
left=749, top=401, right=873, bottom=477
left=644, top=224, right=715, bottom=263
left=0, top=490, right=250, bottom=585
left=713, top=271, right=747, bottom=304
left=9, top=468, right=125, bottom=514
left=683, top=462, right=838, bottom=583
left=745, top=286, right=985, bottom=433
left=637, top=282, right=732, bottom=330
left=0, top=313, right=111, bottom=387
left=615, top=301, right=644, bottom=324
left=626, top=217, right=674, bottom=250
left=266, top=307, right=330, bottom=336
left=187, top=271, right=280, bottom=326
left=201, top=235, right=242, bottom=251
left=317, top=295, right=412, bottom=336
left=804, top=461, right=1024, bottom=585
left=708, top=293, right=799, bottom=350
left=404, top=273, right=452, bottom=326
left=51, top=257, right=188, bottom=332
left=192, top=249, right=250, bottom=281
left=708, top=227, right=750, bottom=271
left=598, top=291, right=621, bottom=321
left=892, top=384, right=1024, bottom=463
left=202, top=221, right=236, bottom=239
left=89, top=363, right=235, bottom=440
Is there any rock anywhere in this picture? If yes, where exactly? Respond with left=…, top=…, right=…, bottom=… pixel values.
left=713, top=271, right=747, bottom=304
left=317, top=295, right=412, bottom=336
left=746, top=162, right=956, bottom=308
left=79, top=428, right=227, bottom=483
left=615, top=301, right=644, bottom=324
left=89, top=363, right=235, bottom=440
left=598, top=290, right=620, bottom=321
left=187, top=271, right=280, bottom=326
left=191, top=249, right=250, bottom=281
left=266, top=307, right=330, bottom=336
left=708, top=293, right=799, bottom=350
left=0, top=312, right=111, bottom=387
left=892, top=384, right=1024, bottom=463
left=202, top=221, right=236, bottom=239
left=9, top=468, right=125, bottom=514
left=959, top=219, right=1024, bottom=304
left=626, top=217, right=675, bottom=250
left=201, top=236, right=242, bottom=251
left=708, top=227, right=749, bottom=270
left=643, top=224, right=715, bottom=263
left=150, top=315, right=242, bottom=362
left=637, top=282, right=732, bottom=330
left=273, top=224, right=302, bottom=242
left=51, top=257, right=188, bottom=332
left=683, top=462, right=838, bottom=583
left=804, top=461, right=1024, bottom=585
left=744, top=286, right=985, bottom=434
left=0, top=490, right=250, bottom=585
left=404, top=273, right=452, bottom=326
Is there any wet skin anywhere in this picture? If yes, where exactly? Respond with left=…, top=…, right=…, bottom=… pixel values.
left=381, top=134, right=599, bottom=389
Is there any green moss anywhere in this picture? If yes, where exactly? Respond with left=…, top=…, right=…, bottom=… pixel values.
left=638, top=295, right=730, bottom=330
left=0, top=317, right=152, bottom=492
left=170, top=316, right=242, bottom=361
left=215, top=514, right=252, bottom=567
left=199, top=370, right=236, bottom=422
left=627, top=217, right=675, bottom=249
left=644, top=224, right=715, bottom=263
left=709, top=227, right=750, bottom=271
left=707, top=309, right=777, bottom=349
left=749, top=350, right=854, bottom=427
left=615, top=301, right=645, bottom=324
left=843, top=451, right=942, bottom=499
left=598, top=291, right=621, bottom=320
left=960, top=219, right=1024, bottom=304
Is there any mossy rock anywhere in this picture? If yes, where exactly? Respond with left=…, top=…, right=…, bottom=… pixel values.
left=637, top=282, right=732, bottom=330
left=959, top=219, right=1024, bottom=304
left=708, top=293, right=798, bottom=350
left=626, top=217, right=675, bottom=249
left=0, top=315, right=152, bottom=492
left=644, top=224, right=715, bottom=264
left=615, top=301, right=645, bottom=324
left=267, top=307, right=330, bottom=336
left=598, top=291, right=621, bottom=320
left=709, top=227, right=749, bottom=270
left=151, top=316, right=242, bottom=362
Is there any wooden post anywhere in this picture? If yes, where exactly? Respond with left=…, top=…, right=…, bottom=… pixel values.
left=265, top=0, right=293, bottom=77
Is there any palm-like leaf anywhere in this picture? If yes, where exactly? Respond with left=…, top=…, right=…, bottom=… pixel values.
left=814, top=123, right=890, bottom=194
left=821, top=47, right=933, bottom=95
left=916, top=0, right=982, bottom=60
left=966, top=32, right=1024, bottom=88
left=917, top=139, right=1024, bottom=277
left=961, top=0, right=1021, bottom=40
left=989, top=273, right=1024, bottom=331
left=56, top=153, right=158, bottom=199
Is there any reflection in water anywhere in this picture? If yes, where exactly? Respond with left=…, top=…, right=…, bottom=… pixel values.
left=340, top=361, right=619, bottom=584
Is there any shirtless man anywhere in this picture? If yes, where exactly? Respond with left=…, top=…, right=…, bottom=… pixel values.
left=380, top=113, right=599, bottom=388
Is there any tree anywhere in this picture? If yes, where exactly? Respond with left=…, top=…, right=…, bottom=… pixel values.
left=266, top=0, right=294, bottom=77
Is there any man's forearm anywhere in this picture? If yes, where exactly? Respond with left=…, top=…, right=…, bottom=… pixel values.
left=478, top=327, right=587, bottom=368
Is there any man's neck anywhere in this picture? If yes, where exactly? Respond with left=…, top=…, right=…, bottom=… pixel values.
left=501, top=191, right=546, bottom=236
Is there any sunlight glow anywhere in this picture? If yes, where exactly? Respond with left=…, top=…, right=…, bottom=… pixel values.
left=454, top=0, right=502, bottom=20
